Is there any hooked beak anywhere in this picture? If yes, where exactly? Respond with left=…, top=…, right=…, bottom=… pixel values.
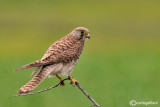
left=86, top=33, right=90, bottom=39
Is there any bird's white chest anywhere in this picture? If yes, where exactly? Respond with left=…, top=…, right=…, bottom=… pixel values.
left=60, top=60, right=76, bottom=76
left=48, top=60, right=76, bottom=77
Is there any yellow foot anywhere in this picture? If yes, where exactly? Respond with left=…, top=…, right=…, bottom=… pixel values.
left=68, top=76, right=79, bottom=87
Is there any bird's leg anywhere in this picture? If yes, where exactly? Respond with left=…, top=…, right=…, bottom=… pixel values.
left=56, top=74, right=65, bottom=86
left=68, top=75, right=79, bottom=87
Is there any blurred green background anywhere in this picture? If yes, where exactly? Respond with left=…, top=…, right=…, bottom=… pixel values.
left=1, top=0, right=160, bottom=107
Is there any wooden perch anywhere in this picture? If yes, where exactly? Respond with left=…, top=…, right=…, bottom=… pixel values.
left=13, top=78, right=100, bottom=107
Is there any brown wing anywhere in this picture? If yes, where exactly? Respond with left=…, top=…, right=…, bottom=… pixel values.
left=15, top=34, right=84, bottom=72
left=14, top=60, right=52, bottom=72
left=14, top=37, right=65, bottom=72
left=41, top=35, right=84, bottom=64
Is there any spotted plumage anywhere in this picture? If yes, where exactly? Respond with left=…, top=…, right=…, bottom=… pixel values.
left=15, top=27, right=90, bottom=94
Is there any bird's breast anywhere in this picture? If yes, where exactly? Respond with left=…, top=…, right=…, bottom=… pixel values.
left=60, top=60, right=77, bottom=76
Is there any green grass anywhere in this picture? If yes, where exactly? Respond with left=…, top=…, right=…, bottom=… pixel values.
left=1, top=0, right=160, bottom=107
left=1, top=50, right=160, bottom=107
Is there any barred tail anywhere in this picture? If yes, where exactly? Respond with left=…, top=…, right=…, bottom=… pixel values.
left=17, top=67, right=51, bottom=94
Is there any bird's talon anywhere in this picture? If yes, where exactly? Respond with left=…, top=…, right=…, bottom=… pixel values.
left=69, top=78, right=79, bottom=87
left=60, top=80, right=65, bottom=86
left=56, top=74, right=65, bottom=86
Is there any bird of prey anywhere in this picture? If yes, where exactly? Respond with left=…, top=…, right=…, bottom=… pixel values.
left=15, top=27, right=90, bottom=94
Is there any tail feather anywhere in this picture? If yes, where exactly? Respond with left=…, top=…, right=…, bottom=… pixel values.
left=17, top=67, right=52, bottom=94
left=14, top=60, right=48, bottom=72
left=30, top=66, right=41, bottom=77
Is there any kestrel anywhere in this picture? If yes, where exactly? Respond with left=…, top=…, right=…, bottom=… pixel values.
left=15, top=27, right=90, bottom=94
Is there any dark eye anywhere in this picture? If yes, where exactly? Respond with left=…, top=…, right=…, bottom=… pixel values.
left=81, top=30, right=84, bottom=34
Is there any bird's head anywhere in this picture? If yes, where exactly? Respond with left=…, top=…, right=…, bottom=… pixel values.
left=70, top=27, right=90, bottom=42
